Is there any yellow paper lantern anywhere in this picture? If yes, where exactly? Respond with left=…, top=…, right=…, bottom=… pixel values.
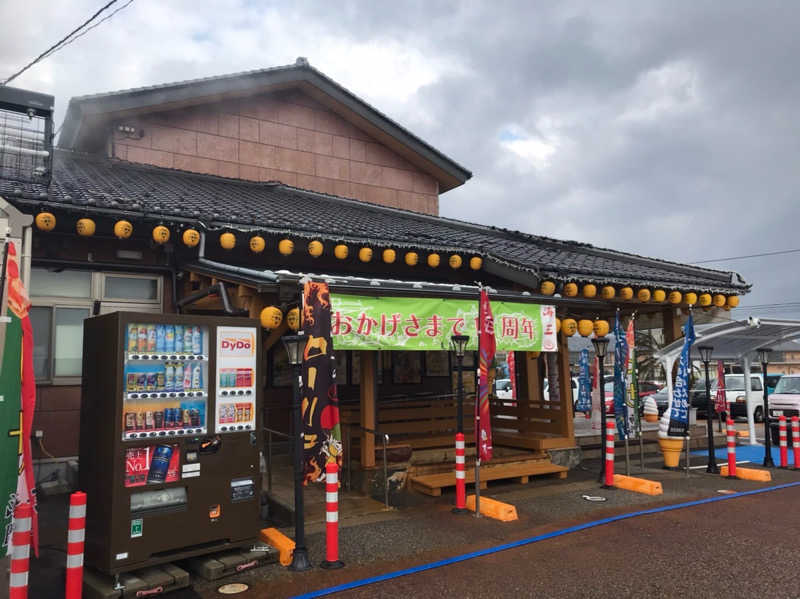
left=308, top=240, right=324, bottom=257
left=286, top=307, right=301, bottom=331
left=727, top=295, right=739, bottom=309
left=249, top=235, right=266, bottom=253
left=405, top=251, right=418, bottom=266
left=637, top=288, right=651, bottom=303
left=278, top=239, right=294, bottom=256
left=583, top=284, right=597, bottom=299
left=220, top=232, right=236, bottom=250
left=540, top=281, right=556, bottom=295
left=469, top=256, right=482, bottom=270
left=358, top=247, right=373, bottom=262
left=35, top=212, right=56, bottom=231
left=562, top=318, right=578, bottom=336
left=601, top=285, right=615, bottom=300
left=555, top=317, right=561, bottom=333
left=259, top=306, right=283, bottom=330
left=113, top=219, right=132, bottom=239
left=564, top=282, right=578, bottom=297
left=334, top=244, right=349, bottom=260
left=698, top=293, right=712, bottom=307
left=152, top=225, right=170, bottom=244
left=448, top=254, right=462, bottom=269
left=685, top=292, right=698, bottom=305
left=427, top=253, right=440, bottom=268
left=578, top=319, right=594, bottom=337
left=76, top=218, right=95, bottom=237
left=713, top=294, right=726, bottom=307
left=668, top=291, right=682, bottom=304
left=619, top=287, right=633, bottom=300
left=383, top=249, right=397, bottom=264
left=653, top=289, right=666, bottom=303
left=182, top=228, right=200, bottom=247
left=593, top=320, right=610, bottom=337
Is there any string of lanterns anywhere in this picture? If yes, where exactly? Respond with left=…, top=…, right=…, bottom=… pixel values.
left=259, top=305, right=301, bottom=331
left=540, top=279, right=739, bottom=310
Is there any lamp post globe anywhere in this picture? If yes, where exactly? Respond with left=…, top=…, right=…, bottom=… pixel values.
left=282, top=332, right=312, bottom=571
left=697, top=345, right=719, bottom=474
left=757, top=348, right=774, bottom=468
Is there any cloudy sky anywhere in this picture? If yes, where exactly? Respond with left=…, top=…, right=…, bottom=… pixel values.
left=2, top=1, right=799, bottom=318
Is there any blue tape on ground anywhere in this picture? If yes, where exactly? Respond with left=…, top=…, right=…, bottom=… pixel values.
left=292, top=480, right=800, bottom=599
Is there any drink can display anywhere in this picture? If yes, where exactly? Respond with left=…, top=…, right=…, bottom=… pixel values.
left=244, top=368, right=252, bottom=387
left=147, top=325, right=157, bottom=352
left=236, top=369, right=244, bottom=387
left=192, top=326, right=202, bottom=355
left=165, top=325, right=175, bottom=353
left=147, top=445, right=173, bottom=483
left=183, top=327, right=193, bottom=354
left=153, top=410, right=164, bottom=429
left=244, top=404, right=251, bottom=422
left=155, top=325, right=166, bottom=353
left=124, top=412, right=137, bottom=431
left=192, top=363, right=203, bottom=392
left=136, top=373, right=147, bottom=392
left=165, top=363, right=175, bottom=392
left=236, top=404, right=244, bottom=422
left=126, top=373, right=137, bottom=393
left=146, top=372, right=157, bottom=392
left=136, top=412, right=146, bottom=430
left=190, top=408, right=200, bottom=426
left=156, top=370, right=166, bottom=392
left=137, top=325, right=148, bottom=352
left=127, top=324, right=138, bottom=352
left=174, top=325, right=184, bottom=353
left=145, top=411, right=155, bottom=430
left=183, top=365, right=192, bottom=391
left=182, top=409, right=192, bottom=426
left=174, top=363, right=184, bottom=392
left=164, top=408, right=175, bottom=428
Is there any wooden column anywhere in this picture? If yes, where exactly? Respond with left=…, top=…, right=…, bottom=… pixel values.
left=662, top=307, right=682, bottom=344
left=557, top=331, right=575, bottom=440
left=360, top=350, right=376, bottom=468
left=520, top=351, right=542, bottom=434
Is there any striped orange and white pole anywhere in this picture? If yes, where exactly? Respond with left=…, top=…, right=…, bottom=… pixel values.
left=9, top=502, right=32, bottom=599
left=779, top=415, right=788, bottom=468
left=65, top=491, right=87, bottom=599
left=603, top=419, right=615, bottom=488
left=791, top=416, right=800, bottom=470
left=726, top=417, right=737, bottom=478
left=320, top=462, right=343, bottom=569
left=453, top=433, right=468, bottom=514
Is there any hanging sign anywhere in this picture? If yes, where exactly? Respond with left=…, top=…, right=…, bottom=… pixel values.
left=329, top=294, right=556, bottom=352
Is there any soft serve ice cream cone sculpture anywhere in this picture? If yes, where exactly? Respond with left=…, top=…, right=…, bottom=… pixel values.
left=643, top=396, right=659, bottom=422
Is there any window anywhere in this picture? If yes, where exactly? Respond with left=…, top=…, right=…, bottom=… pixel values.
left=30, top=269, right=163, bottom=384
left=751, top=377, right=763, bottom=391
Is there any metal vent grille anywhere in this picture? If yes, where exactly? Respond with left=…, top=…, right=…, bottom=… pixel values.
left=0, top=106, right=51, bottom=184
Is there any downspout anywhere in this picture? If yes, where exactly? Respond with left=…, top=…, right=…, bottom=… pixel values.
left=195, top=232, right=279, bottom=282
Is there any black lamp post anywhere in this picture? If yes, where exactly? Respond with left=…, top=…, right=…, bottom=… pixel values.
left=282, top=332, right=311, bottom=571
left=451, top=334, right=470, bottom=434
left=697, top=345, right=719, bottom=474
left=757, top=347, right=774, bottom=468
left=591, top=336, right=610, bottom=483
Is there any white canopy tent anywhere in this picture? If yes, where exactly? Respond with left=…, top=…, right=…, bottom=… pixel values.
left=654, top=317, right=800, bottom=444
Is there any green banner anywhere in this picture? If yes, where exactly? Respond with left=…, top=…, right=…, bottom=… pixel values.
left=1, top=315, right=22, bottom=556
left=329, top=294, right=557, bottom=352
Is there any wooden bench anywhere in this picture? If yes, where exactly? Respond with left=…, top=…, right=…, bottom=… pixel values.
left=409, top=461, right=568, bottom=496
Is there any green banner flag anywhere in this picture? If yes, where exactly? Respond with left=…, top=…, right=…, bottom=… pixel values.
left=329, top=294, right=557, bottom=352
left=1, top=313, right=22, bottom=556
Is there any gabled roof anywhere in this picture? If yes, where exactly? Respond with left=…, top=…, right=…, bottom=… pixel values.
left=0, top=149, right=750, bottom=296
left=57, top=58, right=471, bottom=192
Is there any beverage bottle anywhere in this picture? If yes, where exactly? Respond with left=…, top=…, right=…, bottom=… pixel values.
left=147, top=325, right=157, bottom=352
left=156, top=370, right=165, bottom=392
left=192, top=326, right=202, bottom=355
left=192, top=363, right=203, bottom=392
left=165, top=325, right=175, bottom=353
left=127, top=324, right=138, bottom=352
left=174, top=363, right=184, bottom=392
left=183, top=364, right=192, bottom=391
left=155, top=325, right=166, bottom=353
left=137, top=325, right=148, bottom=352
left=183, top=326, right=193, bottom=354
left=174, top=325, right=184, bottom=353
left=165, top=363, right=175, bottom=392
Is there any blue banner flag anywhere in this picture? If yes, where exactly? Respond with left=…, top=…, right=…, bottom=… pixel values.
left=668, top=314, right=696, bottom=437
left=613, top=314, right=629, bottom=440
left=576, top=349, right=592, bottom=414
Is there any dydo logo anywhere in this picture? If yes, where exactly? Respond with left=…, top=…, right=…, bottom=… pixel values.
left=220, top=330, right=255, bottom=357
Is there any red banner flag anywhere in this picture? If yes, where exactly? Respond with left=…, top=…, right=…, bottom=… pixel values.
left=476, top=289, right=496, bottom=462
left=507, top=351, right=517, bottom=401
left=715, top=360, right=727, bottom=413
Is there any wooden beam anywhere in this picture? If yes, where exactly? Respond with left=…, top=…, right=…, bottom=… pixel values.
left=556, top=331, right=574, bottom=440
left=360, top=351, right=376, bottom=469
left=263, top=320, right=289, bottom=352
left=662, top=307, right=682, bottom=344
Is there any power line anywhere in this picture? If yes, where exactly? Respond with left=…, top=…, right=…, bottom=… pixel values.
left=46, top=0, right=135, bottom=56
left=691, top=247, right=800, bottom=264
left=2, top=0, right=120, bottom=86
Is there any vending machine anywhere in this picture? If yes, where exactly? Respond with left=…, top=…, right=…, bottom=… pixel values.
left=78, top=312, right=262, bottom=574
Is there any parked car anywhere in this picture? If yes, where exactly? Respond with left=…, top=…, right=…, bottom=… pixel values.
left=690, top=374, right=764, bottom=419
left=543, top=377, right=579, bottom=403
left=494, top=378, right=513, bottom=400
left=766, top=374, right=783, bottom=395
left=766, top=374, right=800, bottom=445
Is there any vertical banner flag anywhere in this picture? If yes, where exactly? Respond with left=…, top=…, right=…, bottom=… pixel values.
left=668, top=314, right=696, bottom=437
left=1, top=242, right=38, bottom=556
left=613, top=314, right=629, bottom=440
left=507, top=351, right=517, bottom=400
left=625, top=319, right=639, bottom=439
left=476, top=289, right=495, bottom=462
left=576, top=349, right=592, bottom=414
left=301, top=281, right=342, bottom=484
left=715, top=360, right=727, bottom=414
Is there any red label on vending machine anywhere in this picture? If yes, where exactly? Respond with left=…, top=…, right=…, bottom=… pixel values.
left=124, top=446, right=181, bottom=487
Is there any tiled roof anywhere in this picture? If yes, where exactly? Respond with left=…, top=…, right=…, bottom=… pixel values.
left=0, top=149, right=750, bottom=295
